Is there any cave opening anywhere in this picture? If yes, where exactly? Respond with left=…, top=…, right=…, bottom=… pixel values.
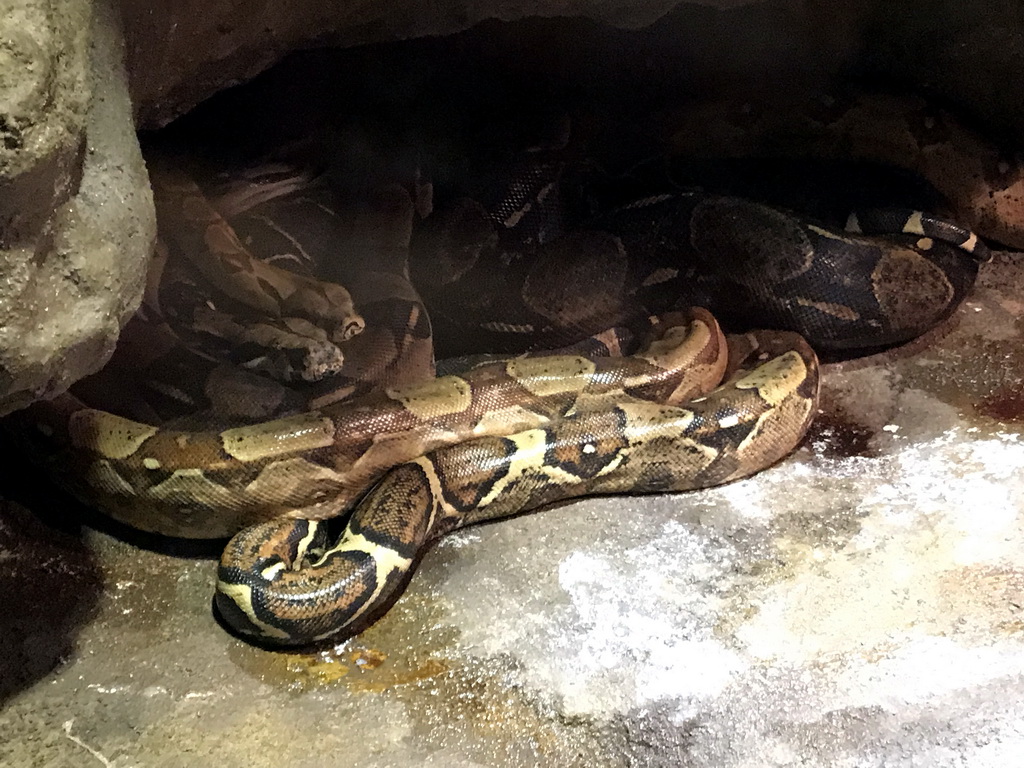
left=137, top=10, right=1000, bottom=368
left=5, top=9, right=1024, bottom=762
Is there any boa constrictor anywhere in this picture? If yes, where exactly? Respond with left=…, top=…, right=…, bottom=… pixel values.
left=415, top=191, right=988, bottom=358
left=7, top=94, right=998, bottom=647
left=215, top=326, right=818, bottom=644
left=410, top=101, right=991, bottom=358
left=24, top=308, right=726, bottom=539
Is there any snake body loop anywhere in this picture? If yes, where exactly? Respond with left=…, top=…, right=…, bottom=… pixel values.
left=17, top=310, right=726, bottom=539
left=215, top=329, right=819, bottom=645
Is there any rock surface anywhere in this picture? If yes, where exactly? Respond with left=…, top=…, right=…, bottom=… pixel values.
left=859, top=0, right=1024, bottom=141
left=120, top=0, right=778, bottom=129
left=0, top=0, right=154, bottom=417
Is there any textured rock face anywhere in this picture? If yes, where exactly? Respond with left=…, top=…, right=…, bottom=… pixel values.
left=0, top=0, right=154, bottom=417
left=858, top=0, right=1024, bottom=141
left=120, top=0, right=769, bottom=129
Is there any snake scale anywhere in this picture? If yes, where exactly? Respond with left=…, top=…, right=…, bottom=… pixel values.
left=6, top=91, right=1002, bottom=647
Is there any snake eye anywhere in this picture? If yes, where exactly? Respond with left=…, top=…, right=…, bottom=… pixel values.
left=339, top=316, right=365, bottom=341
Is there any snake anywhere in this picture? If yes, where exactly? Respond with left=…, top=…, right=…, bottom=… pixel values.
left=4, top=92, right=1001, bottom=647
left=19, top=307, right=727, bottom=539
left=415, top=190, right=988, bottom=358
left=215, top=327, right=817, bottom=644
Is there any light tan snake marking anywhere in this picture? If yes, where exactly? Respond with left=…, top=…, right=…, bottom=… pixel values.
left=9, top=90, right=1010, bottom=646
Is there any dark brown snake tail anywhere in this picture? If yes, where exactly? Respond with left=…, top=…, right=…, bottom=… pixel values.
left=215, top=329, right=819, bottom=646
left=845, top=208, right=991, bottom=263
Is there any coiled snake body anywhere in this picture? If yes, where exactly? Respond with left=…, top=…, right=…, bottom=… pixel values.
left=216, top=325, right=818, bottom=644
left=8, top=95, right=999, bottom=646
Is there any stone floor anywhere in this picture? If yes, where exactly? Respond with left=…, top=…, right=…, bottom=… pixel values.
left=2, top=251, right=1023, bottom=767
